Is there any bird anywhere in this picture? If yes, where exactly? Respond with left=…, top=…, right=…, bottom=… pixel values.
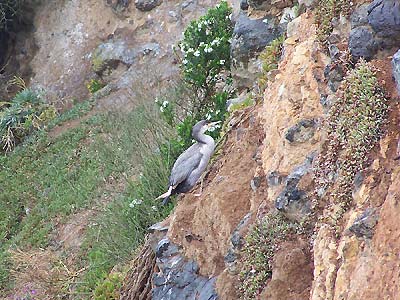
left=157, top=120, right=220, bottom=205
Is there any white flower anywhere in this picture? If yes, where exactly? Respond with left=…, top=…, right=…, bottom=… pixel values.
left=155, top=97, right=159, bottom=103
left=187, top=48, right=194, bottom=53
left=206, top=113, right=212, bottom=120
left=199, top=42, right=205, bottom=47
left=219, top=59, right=225, bottom=65
left=182, top=59, right=188, bottom=64
left=162, top=100, right=169, bottom=107
left=152, top=206, right=158, bottom=211
left=160, top=106, right=164, bottom=113
left=129, top=199, right=143, bottom=208
left=211, top=39, right=220, bottom=46
left=194, top=50, right=200, bottom=57
left=204, top=46, right=213, bottom=53
left=206, top=29, right=210, bottom=36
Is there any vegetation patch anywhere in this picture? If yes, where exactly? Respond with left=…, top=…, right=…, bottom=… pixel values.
left=93, top=272, right=124, bottom=300
left=179, top=1, right=233, bottom=96
left=315, top=0, right=352, bottom=44
left=0, top=88, right=56, bottom=152
left=86, top=79, right=105, bottom=94
left=314, top=60, right=389, bottom=221
left=257, top=35, right=285, bottom=90
left=238, top=212, right=302, bottom=300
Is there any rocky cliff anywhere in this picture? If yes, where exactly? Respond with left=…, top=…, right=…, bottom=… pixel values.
left=122, top=1, right=400, bottom=299
left=3, top=0, right=400, bottom=299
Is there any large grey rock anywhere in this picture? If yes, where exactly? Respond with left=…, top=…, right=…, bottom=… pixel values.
left=285, top=119, right=317, bottom=144
left=368, top=0, right=400, bottom=40
left=349, top=208, right=379, bottom=239
left=275, top=154, right=315, bottom=221
left=240, top=0, right=249, bottom=10
left=392, top=49, right=400, bottom=94
left=135, top=0, right=162, bottom=11
left=348, top=26, right=378, bottom=61
left=231, top=12, right=285, bottom=89
left=150, top=231, right=219, bottom=300
left=350, top=4, right=369, bottom=28
left=93, top=40, right=160, bottom=73
left=231, top=13, right=285, bottom=64
left=349, top=1, right=400, bottom=61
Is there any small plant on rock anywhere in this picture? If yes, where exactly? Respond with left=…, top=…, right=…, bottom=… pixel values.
left=314, top=60, right=389, bottom=220
left=315, top=0, right=352, bottom=44
left=87, top=79, right=105, bottom=94
left=258, top=35, right=285, bottom=90
left=238, top=212, right=302, bottom=300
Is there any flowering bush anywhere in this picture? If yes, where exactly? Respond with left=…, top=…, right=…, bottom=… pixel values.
left=179, top=1, right=233, bottom=93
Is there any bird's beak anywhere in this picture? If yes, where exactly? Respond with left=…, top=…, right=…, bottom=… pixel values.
left=207, top=121, right=221, bottom=128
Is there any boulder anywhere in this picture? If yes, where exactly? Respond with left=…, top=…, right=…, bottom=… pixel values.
left=285, top=119, right=317, bottom=144
left=348, top=1, right=400, bottom=60
left=348, top=26, right=378, bottom=61
left=240, top=0, right=249, bottom=10
left=349, top=208, right=379, bottom=239
left=135, top=0, right=162, bottom=11
left=275, top=154, right=315, bottom=221
left=368, top=0, right=400, bottom=41
left=230, top=12, right=285, bottom=89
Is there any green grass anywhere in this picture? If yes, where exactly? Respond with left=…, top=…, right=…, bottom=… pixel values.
left=0, top=98, right=174, bottom=292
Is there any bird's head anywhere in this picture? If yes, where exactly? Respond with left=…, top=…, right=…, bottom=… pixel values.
left=192, top=120, right=221, bottom=135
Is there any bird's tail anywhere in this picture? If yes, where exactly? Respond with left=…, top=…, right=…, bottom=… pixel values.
left=161, top=195, right=171, bottom=206
left=156, top=186, right=173, bottom=200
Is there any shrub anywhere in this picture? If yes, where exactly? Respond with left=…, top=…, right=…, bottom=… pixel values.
left=179, top=1, right=233, bottom=96
left=0, top=89, right=56, bottom=152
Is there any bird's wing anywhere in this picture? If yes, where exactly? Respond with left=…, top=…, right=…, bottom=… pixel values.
left=169, top=144, right=203, bottom=186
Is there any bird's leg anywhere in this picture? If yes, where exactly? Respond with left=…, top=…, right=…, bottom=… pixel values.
left=193, top=178, right=204, bottom=197
left=156, top=186, right=173, bottom=200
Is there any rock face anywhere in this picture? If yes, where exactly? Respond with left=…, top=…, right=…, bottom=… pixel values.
left=135, top=0, right=163, bottom=11
left=392, top=49, right=400, bottom=93
left=146, top=222, right=219, bottom=300
left=230, top=12, right=285, bottom=88
left=28, top=0, right=216, bottom=107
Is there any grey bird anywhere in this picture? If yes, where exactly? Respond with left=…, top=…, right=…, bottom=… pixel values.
left=157, top=120, right=220, bottom=205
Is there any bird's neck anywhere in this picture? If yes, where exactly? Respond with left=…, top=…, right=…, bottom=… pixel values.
left=194, top=132, right=214, bottom=145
